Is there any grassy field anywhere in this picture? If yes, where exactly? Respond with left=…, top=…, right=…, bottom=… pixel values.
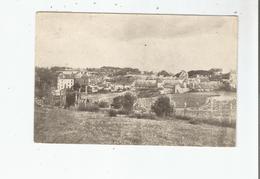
left=34, top=106, right=235, bottom=146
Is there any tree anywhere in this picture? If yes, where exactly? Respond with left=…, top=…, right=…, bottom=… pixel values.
left=151, top=96, right=172, bottom=117
left=114, top=70, right=127, bottom=76
left=122, top=93, right=135, bottom=113
left=80, top=85, right=86, bottom=92
left=111, top=96, right=124, bottom=109
left=157, top=70, right=170, bottom=77
left=65, top=91, right=75, bottom=108
left=187, top=70, right=211, bottom=78
left=98, top=101, right=109, bottom=108
left=73, top=82, right=81, bottom=91
left=111, top=93, right=136, bottom=113
left=50, top=66, right=67, bottom=72
left=86, top=86, right=92, bottom=93
left=144, top=71, right=154, bottom=75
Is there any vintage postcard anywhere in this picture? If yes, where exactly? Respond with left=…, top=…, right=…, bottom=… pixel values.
left=35, top=12, right=237, bottom=146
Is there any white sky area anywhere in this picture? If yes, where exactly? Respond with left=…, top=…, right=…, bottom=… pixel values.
left=36, top=13, right=237, bottom=73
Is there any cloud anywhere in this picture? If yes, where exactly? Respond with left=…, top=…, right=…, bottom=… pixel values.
left=117, top=15, right=229, bottom=41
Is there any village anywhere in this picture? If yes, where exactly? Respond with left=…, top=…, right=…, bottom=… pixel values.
left=35, top=66, right=236, bottom=125
left=38, top=66, right=236, bottom=107
left=56, top=67, right=235, bottom=92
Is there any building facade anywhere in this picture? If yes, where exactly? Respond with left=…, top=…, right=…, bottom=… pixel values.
left=57, top=73, right=74, bottom=91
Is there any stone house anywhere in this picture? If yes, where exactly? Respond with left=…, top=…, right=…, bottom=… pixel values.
left=57, top=73, right=74, bottom=91
left=134, top=79, right=158, bottom=90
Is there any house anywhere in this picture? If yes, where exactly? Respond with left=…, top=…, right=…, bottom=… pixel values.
left=174, top=83, right=190, bottom=93
left=194, top=81, right=222, bottom=92
left=160, top=88, right=172, bottom=94
left=51, top=89, right=61, bottom=96
left=124, top=84, right=132, bottom=90
left=134, top=80, right=158, bottom=90
left=176, top=70, right=189, bottom=80
left=114, top=84, right=124, bottom=91
left=187, top=78, right=200, bottom=89
left=161, top=79, right=189, bottom=94
left=57, top=73, right=74, bottom=91
left=57, top=70, right=79, bottom=75
left=74, top=71, right=84, bottom=78
left=163, top=79, right=182, bottom=88
left=224, top=70, right=237, bottom=91
left=88, top=85, right=98, bottom=93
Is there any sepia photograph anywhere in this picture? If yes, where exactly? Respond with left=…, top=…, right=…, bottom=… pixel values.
left=34, top=12, right=237, bottom=146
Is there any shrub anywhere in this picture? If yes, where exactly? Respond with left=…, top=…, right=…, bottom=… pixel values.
left=108, top=109, right=117, bottom=117
left=151, top=96, right=172, bottom=117
left=98, top=101, right=109, bottom=108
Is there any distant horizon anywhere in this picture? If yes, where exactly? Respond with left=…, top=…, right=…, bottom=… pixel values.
left=35, top=64, right=235, bottom=74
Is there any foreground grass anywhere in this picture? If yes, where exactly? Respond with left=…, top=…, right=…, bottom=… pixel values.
left=34, top=106, right=235, bottom=146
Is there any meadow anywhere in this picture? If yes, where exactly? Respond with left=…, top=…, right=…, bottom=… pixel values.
left=34, top=106, right=235, bottom=146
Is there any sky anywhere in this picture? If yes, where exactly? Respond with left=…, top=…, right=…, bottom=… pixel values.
left=36, top=12, right=237, bottom=74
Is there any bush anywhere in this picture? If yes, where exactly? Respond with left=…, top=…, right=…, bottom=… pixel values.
left=157, top=70, right=171, bottom=77
left=108, top=109, right=117, bottom=117
left=77, top=103, right=99, bottom=112
left=98, top=101, right=109, bottom=108
left=151, top=96, right=173, bottom=117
